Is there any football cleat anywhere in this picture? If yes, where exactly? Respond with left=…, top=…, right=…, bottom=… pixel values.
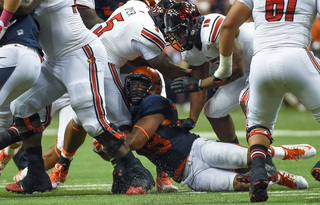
left=13, top=167, right=28, bottom=183
left=265, top=154, right=278, bottom=182
left=281, top=144, right=316, bottom=161
left=6, top=171, right=52, bottom=194
left=112, top=158, right=155, bottom=194
left=0, top=145, right=21, bottom=175
left=277, top=170, right=308, bottom=189
left=311, top=161, right=320, bottom=182
left=125, top=186, right=147, bottom=195
left=49, top=163, right=68, bottom=189
left=249, top=166, right=269, bottom=202
left=156, top=172, right=178, bottom=193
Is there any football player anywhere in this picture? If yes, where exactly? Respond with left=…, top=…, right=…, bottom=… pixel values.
left=95, top=66, right=315, bottom=193
left=0, top=1, right=42, bottom=176
left=16, top=0, right=183, bottom=194
left=164, top=1, right=251, bottom=144
left=0, top=0, right=148, bottom=195
left=217, top=0, right=320, bottom=202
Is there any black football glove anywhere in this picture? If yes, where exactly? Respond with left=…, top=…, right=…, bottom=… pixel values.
left=170, top=76, right=202, bottom=93
left=179, top=118, right=196, bottom=131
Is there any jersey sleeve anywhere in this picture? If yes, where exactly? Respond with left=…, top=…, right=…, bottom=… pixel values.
left=206, top=14, right=225, bottom=44
left=135, top=24, right=166, bottom=60
left=136, top=95, right=178, bottom=124
left=238, top=0, right=253, bottom=10
left=75, top=0, right=95, bottom=9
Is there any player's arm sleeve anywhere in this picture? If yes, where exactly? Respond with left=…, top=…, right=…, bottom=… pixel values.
left=132, top=27, right=166, bottom=60
left=237, top=0, right=253, bottom=10
left=131, top=39, right=162, bottom=60
left=76, top=0, right=95, bottom=9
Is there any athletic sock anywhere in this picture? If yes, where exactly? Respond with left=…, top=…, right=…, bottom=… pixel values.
left=250, top=144, right=268, bottom=171
left=26, top=146, right=45, bottom=175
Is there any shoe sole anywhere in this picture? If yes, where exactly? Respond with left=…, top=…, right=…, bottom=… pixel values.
left=6, top=183, right=52, bottom=194
left=157, top=185, right=178, bottom=193
left=249, top=180, right=268, bottom=202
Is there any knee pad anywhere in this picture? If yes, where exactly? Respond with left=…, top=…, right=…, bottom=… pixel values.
left=246, top=125, right=273, bottom=144
left=14, top=113, right=45, bottom=140
left=94, top=123, right=126, bottom=155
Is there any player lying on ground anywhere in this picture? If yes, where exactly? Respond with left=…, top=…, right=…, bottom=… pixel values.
left=83, top=66, right=316, bottom=192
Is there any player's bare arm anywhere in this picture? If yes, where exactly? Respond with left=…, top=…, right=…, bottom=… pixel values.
left=188, top=63, right=209, bottom=123
left=77, top=7, right=104, bottom=29
left=0, top=0, right=21, bottom=12
left=15, top=0, right=42, bottom=15
left=148, top=51, right=190, bottom=80
left=125, top=113, right=165, bottom=150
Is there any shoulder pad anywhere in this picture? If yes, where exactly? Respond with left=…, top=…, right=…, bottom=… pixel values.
left=134, top=95, right=178, bottom=124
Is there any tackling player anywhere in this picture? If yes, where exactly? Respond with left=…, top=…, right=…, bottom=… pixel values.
left=19, top=0, right=184, bottom=194
left=95, top=66, right=315, bottom=193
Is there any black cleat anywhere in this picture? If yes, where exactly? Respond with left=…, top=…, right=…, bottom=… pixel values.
left=249, top=166, right=269, bottom=203
left=311, top=161, right=320, bottom=182
left=6, top=171, right=52, bottom=194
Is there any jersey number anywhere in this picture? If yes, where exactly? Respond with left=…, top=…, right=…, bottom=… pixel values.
left=93, top=13, right=124, bottom=37
left=265, top=0, right=298, bottom=22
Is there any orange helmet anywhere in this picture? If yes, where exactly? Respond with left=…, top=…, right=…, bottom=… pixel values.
left=124, top=66, right=162, bottom=106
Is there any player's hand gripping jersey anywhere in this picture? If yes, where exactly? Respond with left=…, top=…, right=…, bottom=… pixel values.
left=132, top=95, right=199, bottom=182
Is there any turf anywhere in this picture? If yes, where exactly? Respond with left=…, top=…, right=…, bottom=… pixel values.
left=0, top=104, right=319, bottom=204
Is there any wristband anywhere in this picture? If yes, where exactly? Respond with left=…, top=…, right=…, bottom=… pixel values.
left=0, top=9, right=14, bottom=27
left=214, top=53, right=232, bottom=79
left=198, top=79, right=202, bottom=90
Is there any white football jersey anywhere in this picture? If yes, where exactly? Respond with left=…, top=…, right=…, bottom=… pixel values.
left=33, top=0, right=97, bottom=59
left=90, top=1, right=165, bottom=68
left=239, top=0, right=317, bottom=53
left=76, top=0, right=95, bottom=9
left=181, top=13, right=254, bottom=76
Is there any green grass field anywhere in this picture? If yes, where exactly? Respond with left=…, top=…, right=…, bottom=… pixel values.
left=0, top=105, right=320, bottom=204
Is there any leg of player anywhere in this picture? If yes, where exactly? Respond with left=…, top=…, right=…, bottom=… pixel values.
left=247, top=129, right=272, bottom=203
left=5, top=114, right=52, bottom=193
left=207, top=115, right=239, bottom=143
left=43, top=145, right=60, bottom=171
left=49, top=119, right=87, bottom=189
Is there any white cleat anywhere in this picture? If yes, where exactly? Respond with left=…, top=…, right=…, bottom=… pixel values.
left=280, top=144, right=316, bottom=160
left=13, top=167, right=28, bottom=183
left=277, top=170, right=308, bottom=189
left=156, top=172, right=178, bottom=193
